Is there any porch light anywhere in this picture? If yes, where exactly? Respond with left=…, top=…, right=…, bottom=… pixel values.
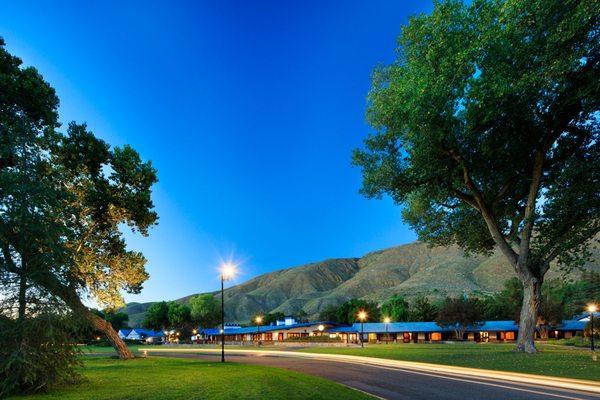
left=318, top=324, right=325, bottom=332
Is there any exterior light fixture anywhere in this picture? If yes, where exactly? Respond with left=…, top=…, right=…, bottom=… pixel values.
left=318, top=324, right=325, bottom=332
left=357, top=310, right=368, bottom=348
left=588, top=303, right=597, bottom=352
left=383, top=317, right=391, bottom=344
left=255, top=315, right=263, bottom=345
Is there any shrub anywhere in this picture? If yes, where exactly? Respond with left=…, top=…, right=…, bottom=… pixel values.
left=0, top=314, right=82, bottom=397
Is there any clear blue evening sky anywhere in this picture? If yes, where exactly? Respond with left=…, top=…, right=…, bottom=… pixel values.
left=1, top=1, right=429, bottom=303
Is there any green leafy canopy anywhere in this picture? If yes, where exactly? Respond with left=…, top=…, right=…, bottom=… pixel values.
left=353, top=0, right=599, bottom=271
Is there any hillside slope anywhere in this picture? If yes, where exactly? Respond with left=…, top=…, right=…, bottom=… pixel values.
left=123, top=241, right=599, bottom=326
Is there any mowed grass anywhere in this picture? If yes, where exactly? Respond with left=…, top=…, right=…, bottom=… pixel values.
left=301, top=343, right=600, bottom=381
left=10, top=357, right=372, bottom=400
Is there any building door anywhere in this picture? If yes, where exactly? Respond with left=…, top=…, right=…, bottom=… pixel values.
left=278, top=332, right=284, bottom=341
left=402, top=332, right=410, bottom=343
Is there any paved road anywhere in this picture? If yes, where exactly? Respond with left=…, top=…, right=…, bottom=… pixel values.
left=150, top=351, right=600, bottom=400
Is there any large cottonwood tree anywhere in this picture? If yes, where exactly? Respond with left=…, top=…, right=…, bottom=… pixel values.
left=0, top=38, right=157, bottom=359
left=353, top=0, right=599, bottom=352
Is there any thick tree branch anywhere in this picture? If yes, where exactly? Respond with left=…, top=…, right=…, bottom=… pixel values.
left=517, top=148, right=545, bottom=276
left=446, top=148, right=519, bottom=266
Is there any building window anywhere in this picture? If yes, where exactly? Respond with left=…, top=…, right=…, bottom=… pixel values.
left=430, top=332, right=442, bottom=341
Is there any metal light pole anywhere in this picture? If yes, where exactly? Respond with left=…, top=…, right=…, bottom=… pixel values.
left=220, top=271, right=225, bottom=362
left=588, top=304, right=597, bottom=352
left=357, top=310, right=367, bottom=348
left=220, top=263, right=236, bottom=363
left=255, top=315, right=263, bottom=346
left=384, top=317, right=391, bottom=344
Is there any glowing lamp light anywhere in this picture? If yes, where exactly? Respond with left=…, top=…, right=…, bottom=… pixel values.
left=255, top=315, right=263, bottom=324
left=588, top=304, right=598, bottom=313
left=221, top=262, right=237, bottom=280
left=318, top=324, right=325, bottom=332
left=383, top=317, right=391, bottom=324
left=192, top=329, right=197, bottom=335
left=357, top=310, right=368, bottom=321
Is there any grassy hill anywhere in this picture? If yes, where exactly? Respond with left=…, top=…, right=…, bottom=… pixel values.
left=123, top=241, right=599, bottom=326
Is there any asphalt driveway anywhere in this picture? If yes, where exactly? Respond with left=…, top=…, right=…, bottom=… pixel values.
left=149, top=350, right=600, bottom=400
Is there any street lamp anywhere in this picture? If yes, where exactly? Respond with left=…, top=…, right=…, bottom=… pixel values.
left=220, top=262, right=236, bottom=362
left=383, top=317, right=391, bottom=344
left=255, top=315, right=263, bottom=345
left=588, top=304, right=597, bottom=352
left=357, top=310, right=367, bottom=348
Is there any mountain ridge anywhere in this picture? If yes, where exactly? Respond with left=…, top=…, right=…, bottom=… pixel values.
left=123, top=240, right=599, bottom=326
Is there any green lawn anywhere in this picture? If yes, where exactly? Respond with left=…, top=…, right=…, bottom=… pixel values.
left=301, top=343, right=600, bottom=381
left=10, top=357, right=372, bottom=400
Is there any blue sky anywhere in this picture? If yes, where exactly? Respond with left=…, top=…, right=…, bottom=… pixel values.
left=1, top=1, right=430, bottom=303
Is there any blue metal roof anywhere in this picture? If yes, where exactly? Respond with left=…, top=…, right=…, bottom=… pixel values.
left=558, top=320, right=587, bottom=331
left=202, top=319, right=585, bottom=336
left=469, top=320, right=518, bottom=332
left=350, top=322, right=452, bottom=333
left=126, top=328, right=163, bottom=337
left=201, top=321, right=338, bottom=336
left=573, top=312, right=600, bottom=321
left=331, top=321, right=518, bottom=334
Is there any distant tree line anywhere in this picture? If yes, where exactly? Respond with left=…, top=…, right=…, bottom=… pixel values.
left=318, top=273, right=600, bottom=340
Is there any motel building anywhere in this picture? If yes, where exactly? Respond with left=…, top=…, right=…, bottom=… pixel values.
left=329, top=319, right=588, bottom=344
left=328, top=321, right=520, bottom=344
left=195, top=317, right=587, bottom=345
left=120, top=316, right=588, bottom=345
left=199, top=317, right=345, bottom=344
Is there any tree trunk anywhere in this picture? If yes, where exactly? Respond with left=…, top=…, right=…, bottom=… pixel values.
left=17, top=267, right=27, bottom=322
left=88, top=310, right=134, bottom=359
left=1, top=244, right=135, bottom=359
left=515, top=278, right=541, bottom=353
left=36, top=272, right=135, bottom=359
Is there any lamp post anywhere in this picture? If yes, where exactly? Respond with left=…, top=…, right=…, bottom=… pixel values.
left=588, top=304, right=597, bottom=352
left=383, top=317, right=391, bottom=344
left=220, top=263, right=236, bottom=363
left=255, top=315, right=263, bottom=345
left=357, top=310, right=367, bottom=348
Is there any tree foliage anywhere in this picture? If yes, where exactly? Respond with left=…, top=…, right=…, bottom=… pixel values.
left=335, top=299, right=380, bottom=324
left=408, top=296, right=438, bottom=322
left=0, top=37, right=158, bottom=360
left=189, top=294, right=220, bottom=328
left=381, top=295, right=410, bottom=322
left=0, top=314, right=82, bottom=397
left=435, top=296, right=483, bottom=339
left=142, top=301, right=170, bottom=331
left=167, top=302, right=191, bottom=328
left=353, top=0, right=600, bottom=352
